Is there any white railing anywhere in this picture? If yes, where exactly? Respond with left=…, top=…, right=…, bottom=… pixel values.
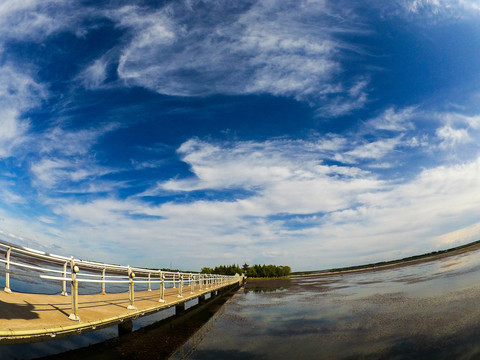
left=0, top=239, right=239, bottom=321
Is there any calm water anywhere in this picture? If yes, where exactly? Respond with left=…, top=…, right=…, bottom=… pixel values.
left=171, top=249, right=480, bottom=360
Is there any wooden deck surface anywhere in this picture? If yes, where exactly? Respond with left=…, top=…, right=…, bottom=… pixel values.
left=0, top=282, right=234, bottom=343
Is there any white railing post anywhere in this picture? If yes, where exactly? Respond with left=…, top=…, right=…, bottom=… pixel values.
left=190, top=275, right=194, bottom=294
left=178, top=275, right=183, bottom=298
left=68, top=258, right=80, bottom=321
left=173, top=273, right=176, bottom=288
left=101, top=268, right=106, bottom=295
left=159, top=272, right=165, bottom=303
left=199, top=274, right=203, bottom=291
left=61, top=261, right=68, bottom=296
left=127, top=266, right=137, bottom=310
left=4, top=247, right=12, bottom=293
left=148, top=272, right=152, bottom=292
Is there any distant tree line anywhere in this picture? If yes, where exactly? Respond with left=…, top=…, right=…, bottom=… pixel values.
left=245, top=264, right=291, bottom=278
left=201, top=264, right=244, bottom=276
left=201, top=264, right=291, bottom=278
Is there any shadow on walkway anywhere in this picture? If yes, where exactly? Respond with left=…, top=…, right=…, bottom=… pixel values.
left=0, top=300, right=39, bottom=320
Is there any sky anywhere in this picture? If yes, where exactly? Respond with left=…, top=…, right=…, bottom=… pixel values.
left=2, top=0, right=480, bottom=271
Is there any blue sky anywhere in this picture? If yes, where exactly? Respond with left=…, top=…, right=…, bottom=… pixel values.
left=2, top=0, right=480, bottom=271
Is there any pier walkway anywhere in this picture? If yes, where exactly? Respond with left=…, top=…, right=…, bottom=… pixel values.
left=0, top=240, right=243, bottom=343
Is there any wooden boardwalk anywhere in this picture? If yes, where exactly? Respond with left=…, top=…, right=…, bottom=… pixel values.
left=0, top=283, right=236, bottom=343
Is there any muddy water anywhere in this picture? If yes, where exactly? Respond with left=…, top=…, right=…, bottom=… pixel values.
left=174, top=249, right=480, bottom=360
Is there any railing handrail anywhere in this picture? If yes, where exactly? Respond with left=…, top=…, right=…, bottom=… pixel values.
left=0, top=238, right=219, bottom=279
left=0, top=238, right=242, bottom=322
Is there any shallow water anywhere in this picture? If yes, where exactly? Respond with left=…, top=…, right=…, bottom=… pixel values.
left=172, top=249, right=480, bottom=360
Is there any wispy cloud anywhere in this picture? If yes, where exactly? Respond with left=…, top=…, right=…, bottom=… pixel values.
left=89, top=0, right=372, bottom=115
left=367, top=106, right=417, bottom=132
left=29, top=124, right=119, bottom=192
left=401, top=0, right=480, bottom=16
left=77, top=59, right=108, bottom=90
left=335, top=137, right=403, bottom=164
left=436, top=125, right=471, bottom=149
left=30, top=158, right=110, bottom=189
left=0, top=65, right=47, bottom=158
left=0, top=0, right=95, bottom=41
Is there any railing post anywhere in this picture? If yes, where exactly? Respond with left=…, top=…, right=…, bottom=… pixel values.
left=101, top=268, right=106, bottom=295
left=68, top=258, right=80, bottom=321
left=199, top=274, right=203, bottom=291
left=4, top=247, right=12, bottom=293
left=61, top=261, right=68, bottom=296
left=190, top=275, right=194, bottom=294
left=173, top=273, right=176, bottom=288
left=127, top=266, right=137, bottom=310
left=178, top=275, right=183, bottom=298
left=148, top=272, right=152, bottom=292
left=159, top=272, right=165, bottom=303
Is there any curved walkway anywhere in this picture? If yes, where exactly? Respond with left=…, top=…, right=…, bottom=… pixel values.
left=0, top=283, right=234, bottom=343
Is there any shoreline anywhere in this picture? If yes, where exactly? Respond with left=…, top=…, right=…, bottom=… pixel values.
left=292, top=240, right=480, bottom=277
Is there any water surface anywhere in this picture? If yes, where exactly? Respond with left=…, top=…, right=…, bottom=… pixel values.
left=172, top=249, right=480, bottom=359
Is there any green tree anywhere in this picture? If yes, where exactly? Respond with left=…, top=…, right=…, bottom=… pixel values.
left=201, top=267, right=214, bottom=274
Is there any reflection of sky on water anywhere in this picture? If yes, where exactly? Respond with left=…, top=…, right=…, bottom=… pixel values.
left=189, top=249, right=480, bottom=360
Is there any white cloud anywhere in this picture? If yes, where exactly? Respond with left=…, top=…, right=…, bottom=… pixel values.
left=0, top=65, right=47, bottom=158
left=0, top=108, right=28, bottom=158
left=317, top=78, right=370, bottom=117
left=368, top=106, right=417, bottom=131
left=77, top=59, right=108, bottom=89
left=100, top=0, right=369, bottom=114
left=0, top=65, right=46, bottom=109
left=0, top=0, right=91, bottom=41
left=26, top=123, right=121, bottom=192
left=436, top=125, right=471, bottom=149
left=335, top=137, right=402, bottom=164
left=403, top=0, right=480, bottom=15
left=37, top=124, right=118, bottom=157
left=31, top=158, right=84, bottom=188
left=437, top=112, right=480, bottom=130
left=153, top=137, right=372, bottom=194
left=0, top=182, right=26, bottom=205
left=41, top=143, right=480, bottom=270
left=30, top=155, right=116, bottom=191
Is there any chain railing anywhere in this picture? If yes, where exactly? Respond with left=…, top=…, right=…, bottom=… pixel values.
left=0, top=239, right=240, bottom=322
